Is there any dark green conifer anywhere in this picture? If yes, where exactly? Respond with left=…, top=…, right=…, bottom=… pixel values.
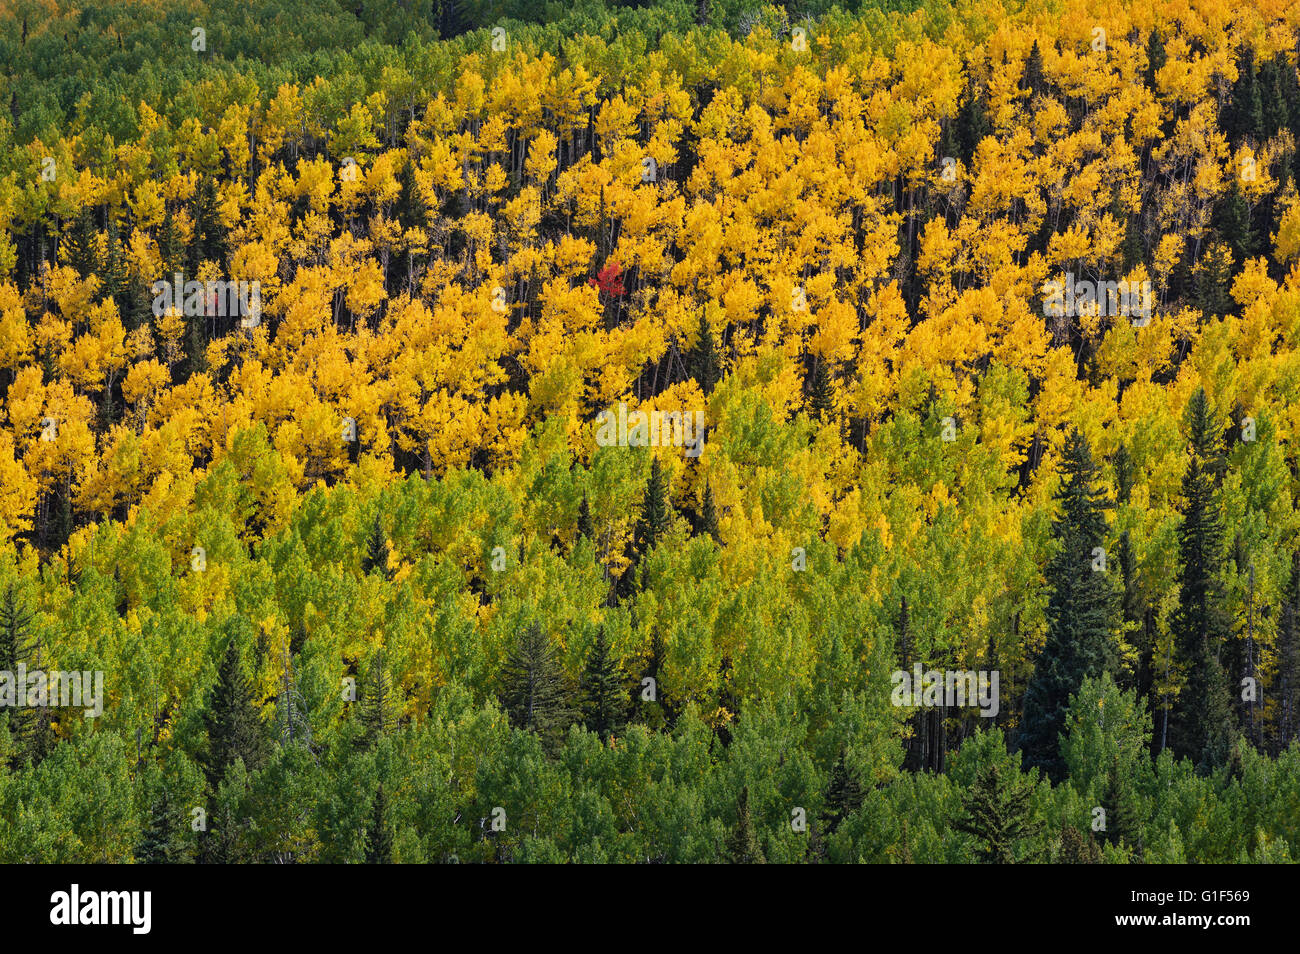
left=726, top=786, right=766, bottom=863
left=202, top=635, right=267, bottom=787
left=954, top=762, right=1045, bottom=863
left=365, top=785, right=393, bottom=864
left=499, top=622, right=575, bottom=750
left=1169, top=388, right=1235, bottom=770
left=1020, top=430, right=1119, bottom=781
left=579, top=627, right=625, bottom=738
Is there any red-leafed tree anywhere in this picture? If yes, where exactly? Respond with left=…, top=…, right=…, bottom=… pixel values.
left=589, top=261, right=625, bottom=298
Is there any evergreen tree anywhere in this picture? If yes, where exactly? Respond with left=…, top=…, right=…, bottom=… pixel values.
left=202, top=636, right=268, bottom=787
left=1058, top=824, right=1102, bottom=863
left=954, top=762, right=1045, bottom=863
left=359, top=648, right=394, bottom=747
left=1098, top=755, right=1142, bottom=855
left=618, top=456, right=672, bottom=598
left=635, top=626, right=673, bottom=728
left=689, top=311, right=721, bottom=394
left=726, top=786, right=766, bottom=863
left=1114, top=445, right=1151, bottom=698
left=157, top=207, right=182, bottom=274
left=204, top=798, right=247, bottom=864
left=101, top=218, right=128, bottom=306
left=0, top=583, right=37, bottom=758
left=1276, top=551, right=1300, bottom=752
left=61, top=206, right=97, bottom=277
left=808, top=357, right=833, bottom=422
left=189, top=177, right=228, bottom=270
left=361, top=515, right=392, bottom=579
left=127, top=276, right=153, bottom=331
left=365, top=785, right=393, bottom=864
left=1169, top=388, right=1235, bottom=770
left=957, top=75, right=990, bottom=164
left=1225, top=45, right=1264, bottom=145
left=579, top=627, right=625, bottom=738
left=137, top=787, right=191, bottom=863
left=821, top=752, right=864, bottom=835
left=1120, top=212, right=1144, bottom=272
left=1260, top=55, right=1291, bottom=138
left=1194, top=242, right=1234, bottom=317
left=1020, top=430, right=1119, bottom=781
left=576, top=494, right=594, bottom=541
left=395, top=157, right=427, bottom=231
left=634, top=456, right=671, bottom=556
left=1211, top=180, right=1254, bottom=265
left=1144, top=28, right=1166, bottom=90
left=0, top=583, right=33, bottom=673
left=499, top=622, right=575, bottom=750
left=437, top=0, right=465, bottom=38
left=698, top=482, right=720, bottom=543
left=1020, top=40, right=1044, bottom=95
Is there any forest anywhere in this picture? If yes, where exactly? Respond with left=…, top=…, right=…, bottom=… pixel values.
left=1, top=0, right=1299, bottom=863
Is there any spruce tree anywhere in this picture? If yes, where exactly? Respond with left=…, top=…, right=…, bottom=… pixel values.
left=0, top=583, right=33, bottom=673
left=954, top=762, right=1045, bottom=863
left=618, top=456, right=673, bottom=598
left=359, top=648, right=394, bottom=748
left=1144, top=28, right=1166, bottom=90
left=576, top=494, right=594, bottom=541
left=821, top=752, right=864, bottom=835
left=1169, top=388, right=1235, bottom=770
left=634, top=456, right=671, bottom=555
left=499, top=623, right=575, bottom=750
left=698, top=482, right=720, bottom=543
left=726, top=786, right=766, bottom=863
left=101, top=218, right=128, bottom=307
left=1099, top=755, right=1142, bottom=855
left=0, top=584, right=37, bottom=755
left=636, top=627, right=673, bottom=728
left=365, top=785, right=393, bottom=864
left=689, top=311, right=721, bottom=395
left=1276, top=551, right=1300, bottom=752
left=395, top=157, right=427, bottom=231
left=579, top=627, right=625, bottom=738
left=1211, top=180, right=1254, bottom=265
left=202, top=636, right=268, bottom=788
left=1260, top=55, right=1291, bottom=138
left=61, top=206, right=97, bottom=278
left=1058, top=824, right=1102, bottom=863
left=157, top=207, right=182, bottom=274
left=1115, top=445, right=1151, bottom=697
left=204, top=798, right=247, bottom=864
left=957, top=75, right=990, bottom=164
left=1194, top=243, right=1235, bottom=317
left=1020, top=40, right=1044, bottom=95
left=1020, top=430, right=1119, bottom=781
left=361, top=515, right=392, bottom=579
left=189, top=177, right=228, bottom=270
left=808, top=357, right=833, bottom=422
left=137, top=787, right=191, bottom=863
left=1225, top=45, right=1264, bottom=145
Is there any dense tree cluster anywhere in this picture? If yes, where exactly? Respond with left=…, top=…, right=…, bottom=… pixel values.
left=1, top=0, right=1300, bottom=861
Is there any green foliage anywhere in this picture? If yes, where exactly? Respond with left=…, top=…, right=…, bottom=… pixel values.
left=1020, top=430, right=1119, bottom=781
